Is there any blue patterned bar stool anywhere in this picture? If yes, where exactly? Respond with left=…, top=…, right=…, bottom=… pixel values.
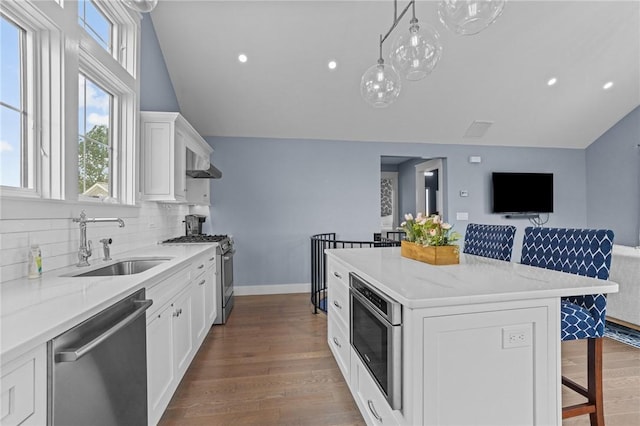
left=462, top=223, right=517, bottom=261
left=521, top=227, right=615, bottom=426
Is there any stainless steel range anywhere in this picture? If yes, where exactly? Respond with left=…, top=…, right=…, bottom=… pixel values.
left=162, top=234, right=234, bottom=324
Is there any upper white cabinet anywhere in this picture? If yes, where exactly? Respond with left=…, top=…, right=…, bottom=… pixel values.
left=140, top=112, right=213, bottom=204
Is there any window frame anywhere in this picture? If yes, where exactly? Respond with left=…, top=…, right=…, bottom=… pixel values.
left=0, top=0, right=140, bottom=208
left=0, top=9, right=40, bottom=198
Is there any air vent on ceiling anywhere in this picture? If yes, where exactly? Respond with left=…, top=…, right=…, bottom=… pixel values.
left=464, top=120, right=494, bottom=138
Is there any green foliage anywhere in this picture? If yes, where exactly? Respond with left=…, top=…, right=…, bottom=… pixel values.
left=399, top=213, right=461, bottom=246
left=78, top=125, right=109, bottom=194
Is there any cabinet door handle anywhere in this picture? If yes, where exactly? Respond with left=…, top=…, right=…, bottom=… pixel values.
left=333, top=271, right=342, bottom=279
left=333, top=337, right=341, bottom=348
left=333, top=300, right=342, bottom=309
left=199, top=279, right=206, bottom=286
left=367, top=400, right=383, bottom=422
left=209, top=257, right=215, bottom=261
left=197, top=264, right=204, bottom=269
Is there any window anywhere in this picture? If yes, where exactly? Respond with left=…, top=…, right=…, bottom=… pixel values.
left=0, top=15, right=33, bottom=190
left=0, top=0, right=138, bottom=206
left=78, top=74, right=112, bottom=198
left=77, top=0, right=112, bottom=53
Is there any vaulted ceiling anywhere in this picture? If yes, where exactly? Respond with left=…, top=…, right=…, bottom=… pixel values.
left=150, top=1, right=640, bottom=149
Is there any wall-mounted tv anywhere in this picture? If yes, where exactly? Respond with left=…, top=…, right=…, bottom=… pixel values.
left=491, top=172, right=554, bottom=214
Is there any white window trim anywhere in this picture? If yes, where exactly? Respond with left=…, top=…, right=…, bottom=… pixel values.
left=0, top=1, right=64, bottom=200
left=0, top=0, right=140, bottom=209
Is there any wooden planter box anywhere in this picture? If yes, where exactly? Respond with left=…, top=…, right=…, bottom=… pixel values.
left=401, top=241, right=460, bottom=265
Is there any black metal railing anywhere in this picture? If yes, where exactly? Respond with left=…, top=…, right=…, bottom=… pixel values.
left=310, top=233, right=401, bottom=313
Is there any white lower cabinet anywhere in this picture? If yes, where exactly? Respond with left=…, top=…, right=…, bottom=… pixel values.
left=191, top=271, right=208, bottom=348
left=146, top=249, right=217, bottom=426
left=147, top=285, right=194, bottom=426
left=325, top=257, right=559, bottom=426
left=350, top=352, right=398, bottom=426
left=0, top=344, right=46, bottom=426
left=172, top=286, right=194, bottom=379
left=146, top=302, right=175, bottom=424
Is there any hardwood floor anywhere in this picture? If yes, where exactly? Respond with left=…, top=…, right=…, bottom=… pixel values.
left=159, top=294, right=640, bottom=426
left=158, top=294, right=365, bottom=426
left=561, top=338, right=640, bottom=426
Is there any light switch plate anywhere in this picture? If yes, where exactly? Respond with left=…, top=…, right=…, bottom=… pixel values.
left=456, top=212, right=469, bottom=221
left=460, top=190, right=469, bottom=197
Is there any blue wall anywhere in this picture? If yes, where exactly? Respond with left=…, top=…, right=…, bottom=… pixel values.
left=140, top=15, right=180, bottom=112
left=205, top=136, right=587, bottom=288
left=586, top=106, right=640, bottom=246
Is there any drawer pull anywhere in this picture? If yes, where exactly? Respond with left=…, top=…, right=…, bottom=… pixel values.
left=209, top=257, right=215, bottom=261
left=333, top=300, right=342, bottom=309
left=197, top=264, right=204, bottom=269
left=367, top=400, right=383, bottom=422
left=199, top=279, right=206, bottom=286
left=333, top=337, right=341, bottom=348
left=333, top=271, right=342, bottom=279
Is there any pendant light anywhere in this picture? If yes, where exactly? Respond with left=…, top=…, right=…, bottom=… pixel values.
left=361, top=56, right=402, bottom=108
left=390, top=15, right=442, bottom=81
left=122, top=0, right=158, bottom=13
left=437, top=0, right=505, bottom=36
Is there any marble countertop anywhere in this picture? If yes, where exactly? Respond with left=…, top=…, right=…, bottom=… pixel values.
left=325, top=247, right=619, bottom=309
left=1, top=244, right=216, bottom=362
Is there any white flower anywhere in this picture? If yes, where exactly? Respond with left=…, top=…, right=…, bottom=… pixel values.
left=429, top=229, right=437, bottom=236
left=404, top=213, right=414, bottom=221
left=441, top=223, right=452, bottom=230
left=400, top=221, right=406, bottom=227
left=432, top=215, right=441, bottom=224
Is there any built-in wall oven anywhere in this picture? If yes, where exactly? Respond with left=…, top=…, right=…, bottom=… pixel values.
left=350, top=273, right=402, bottom=410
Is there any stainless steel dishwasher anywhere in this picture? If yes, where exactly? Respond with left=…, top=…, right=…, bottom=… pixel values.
left=48, top=288, right=152, bottom=426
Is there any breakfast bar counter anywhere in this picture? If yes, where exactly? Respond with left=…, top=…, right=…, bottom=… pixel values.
left=324, top=247, right=618, bottom=426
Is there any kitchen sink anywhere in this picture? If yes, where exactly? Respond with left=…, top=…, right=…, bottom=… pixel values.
left=70, top=257, right=172, bottom=277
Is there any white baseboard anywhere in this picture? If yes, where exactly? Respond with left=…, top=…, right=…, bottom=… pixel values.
left=234, top=283, right=310, bottom=296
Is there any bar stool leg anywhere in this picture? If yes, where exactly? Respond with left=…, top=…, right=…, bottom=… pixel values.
left=588, top=337, right=605, bottom=426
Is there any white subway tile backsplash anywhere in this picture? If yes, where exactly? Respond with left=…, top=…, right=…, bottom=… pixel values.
left=0, top=201, right=193, bottom=283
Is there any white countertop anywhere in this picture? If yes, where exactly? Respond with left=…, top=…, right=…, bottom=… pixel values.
left=326, top=247, right=619, bottom=309
left=1, top=244, right=216, bottom=362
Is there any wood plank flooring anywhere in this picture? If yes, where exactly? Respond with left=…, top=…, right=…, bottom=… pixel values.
left=159, top=294, right=640, bottom=426
left=158, top=294, right=364, bottom=426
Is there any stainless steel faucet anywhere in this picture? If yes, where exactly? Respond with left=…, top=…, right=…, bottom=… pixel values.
left=72, top=210, right=125, bottom=266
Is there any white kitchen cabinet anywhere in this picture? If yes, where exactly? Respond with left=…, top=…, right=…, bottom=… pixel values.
left=146, top=265, right=194, bottom=426
left=186, top=177, right=210, bottom=205
left=324, top=250, right=580, bottom=426
left=326, top=258, right=350, bottom=381
left=191, top=269, right=208, bottom=347
left=146, top=302, right=175, bottom=424
left=205, top=253, right=218, bottom=326
left=172, top=286, right=193, bottom=378
left=0, top=344, right=46, bottom=426
left=140, top=111, right=213, bottom=203
left=145, top=249, right=217, bottom=426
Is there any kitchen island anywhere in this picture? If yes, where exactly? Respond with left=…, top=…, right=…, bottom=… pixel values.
left=325, top=247, right=618, bottom=426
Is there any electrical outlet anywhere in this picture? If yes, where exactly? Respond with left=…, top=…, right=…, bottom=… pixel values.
left=502, top=325, right=532, bottom=349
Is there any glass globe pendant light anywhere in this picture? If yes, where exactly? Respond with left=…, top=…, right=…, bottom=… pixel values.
left=437, top=0, right=505, bottom=36
left=122, top=0, right=158, bottom=13
left=390, top=17, right=442, bottom=81
left=360, top=57, right=402, bottom=108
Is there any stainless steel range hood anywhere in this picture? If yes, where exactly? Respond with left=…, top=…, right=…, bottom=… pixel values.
left=186, top=149, right=222, bottom=179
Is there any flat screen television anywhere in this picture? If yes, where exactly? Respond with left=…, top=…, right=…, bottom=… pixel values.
left=491, top=172, right=554, bottom=213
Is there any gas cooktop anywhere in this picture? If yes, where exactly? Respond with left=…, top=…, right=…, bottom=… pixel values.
left=162, top=234, right=229, bottom=244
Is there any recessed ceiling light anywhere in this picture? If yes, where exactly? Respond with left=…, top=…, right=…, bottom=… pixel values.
left=238, top=53, right=248, bottom=63
left=328, top=60, right=337, bottom=70
left=603, top=81, right=613, bottom=90
left=547, top=77, right=557, bottom=86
